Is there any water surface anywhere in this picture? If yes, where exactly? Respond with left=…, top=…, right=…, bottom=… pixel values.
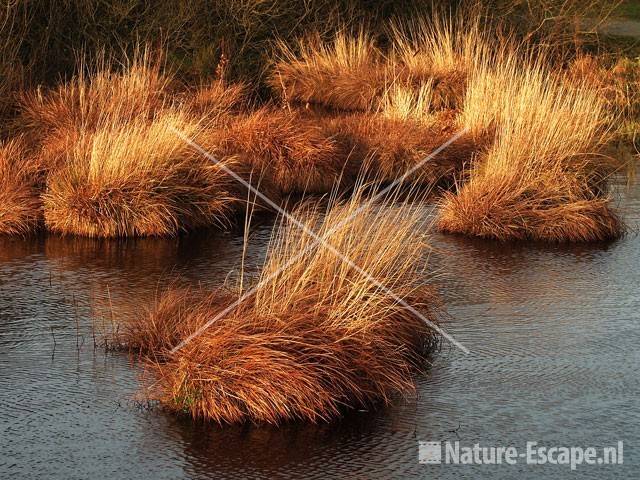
left=1, top=185, right=638, bottom=479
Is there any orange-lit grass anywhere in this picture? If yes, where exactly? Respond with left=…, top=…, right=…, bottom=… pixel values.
left=43, top=112, right=238, bottom=237
left=124, top=187, right=441, bottom=424
left=439, top=173, right=623, bottom=242
left=270, top=13, right=493, bottom=113
left=186, top=80, right=248, bottom=118
left=389, top=12, right=493, bottom=109
left=270, top=31, right=385, bottom=111
left=204, top=108, right=347, bottom=194
left=439, top=52, right=624, bottom=242
left=320, top=110, right=479, bottom=186
left=18, top=51, right=170, bottom=171
left=0, top=139, right=41, bottom=235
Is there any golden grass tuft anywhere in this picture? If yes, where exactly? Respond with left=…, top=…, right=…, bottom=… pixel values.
left=43, top=112, right=237, bottom=237
left=0, top=139, right=42, bottom=235
left=438, top=174, right=623, bottom=242
left=18, top=51, right=170, bottom=171
left=123, top=187, right=441, bottom=424
left=16, top=52, right=246, bottom=237
left=270, top=13, right=494, bottom=113
left=270, top=31, right=385, bottom=111
left=205, top=108, right=347, bottom=194
left=389, top=12, right=492, bottom=110
left=438, top=51, right=625, bottom=242
left=320, top=110, right=478, bottom=186
left=19, top=53, right=168, bottom=129
left=377, top=82, right=435, bottom=123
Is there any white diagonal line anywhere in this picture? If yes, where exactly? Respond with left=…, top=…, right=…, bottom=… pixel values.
left=170, top=126, right=470, bottom=354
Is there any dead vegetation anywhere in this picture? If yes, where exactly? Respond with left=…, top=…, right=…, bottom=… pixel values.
left=121, top=187, right=441, bottom=424
left=0, top=139, right=41, bottom=235
left=0, top=10, right=632, bottom=242
left=438, top=51, right=625, bottom=241
left=43, top=112, right=238, bottom=237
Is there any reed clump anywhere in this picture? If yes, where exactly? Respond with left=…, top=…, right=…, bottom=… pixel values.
left=320, top=109, right=478, bottom=186
left=204, top=108, right=347, bottom=195
left=270, top=31, right=385, bottom=111
left=0, top=139, right=42, bottom=235
left=123, top=187, right=441, bottom=424
left=438, top=53, right=625, bottom=242
left=43, top=112, right=238, bottom=237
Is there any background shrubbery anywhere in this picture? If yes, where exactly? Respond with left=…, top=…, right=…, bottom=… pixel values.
left=0, top=1, right=430, bottom=91
left=0, top=0, right=630, bottom=124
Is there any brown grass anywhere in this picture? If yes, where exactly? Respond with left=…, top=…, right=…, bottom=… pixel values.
left=269, top=12, right=494, bottom=113
left=204, top=108, right=347, bottom=195
left=185, top=80, right=248, bottom=118
left=389, top=12, right=493, bottom=109
left=0, top=139, right=42, bottom=235
left=15, top=52, right=250, bottom=237
left=439, top=174, right=623, bottom=242
left=319, top=109, right=479, bottom=186
left=17, top=53, right=170, bottom=175
left=122, top=186, right=441, bottom=424
left=438, top=51, right=625, bottom=242
left=270, top=31, right=386, bottom=111
left=43, top=112, right=238, bottom=237
left=566, top=55, right=640, bottom=140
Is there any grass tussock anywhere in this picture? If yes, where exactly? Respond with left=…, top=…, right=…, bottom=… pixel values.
left=43, top=113, right=237, bottom=237
left=17, top=53, right=248, bottom=237
left=205, top=108, right=347, bottom=195
left=2, top=10, right=633, bottom=241
left=389, top=12, right=492, bottom=109
left=320, top=110, right=478, bottom=185
left=270, top=31, right=385, bottom=111
left=270, top=12, right=493, bottom=113
left=123, top=187, right=441, bottom=424
left=0, top=139, right=42, bottom=235
left=439, top=53, right=625, bottom=242
left=18, top=52, right=170, bottom=171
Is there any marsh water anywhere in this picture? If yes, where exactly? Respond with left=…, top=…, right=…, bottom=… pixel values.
left=1, top=182, right=639, bottom=479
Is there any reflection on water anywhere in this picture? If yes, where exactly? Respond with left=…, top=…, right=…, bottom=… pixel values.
left=1, top=184, right=639, bottom=479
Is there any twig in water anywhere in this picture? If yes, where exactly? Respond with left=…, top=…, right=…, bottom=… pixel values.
left=73, top=293, right=80, bottom=351
left=50, top=326, right=56, bottom=360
